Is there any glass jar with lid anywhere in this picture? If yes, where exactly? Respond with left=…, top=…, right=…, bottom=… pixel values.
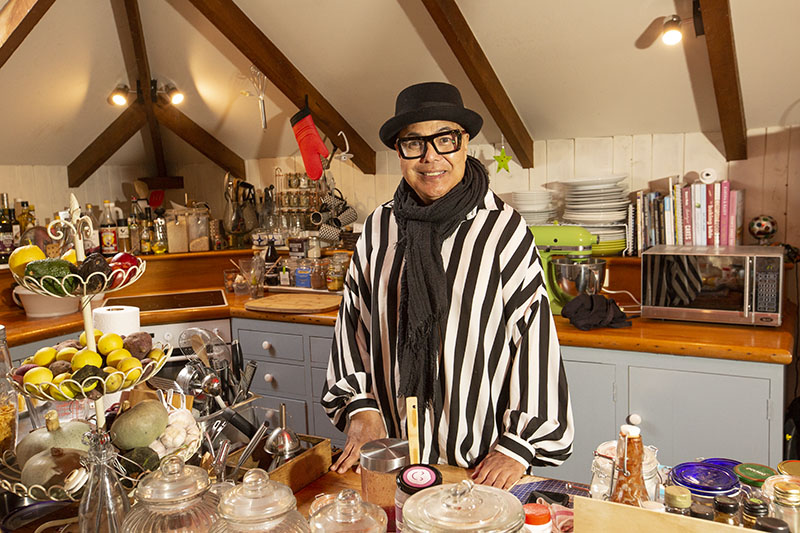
left=210, top=468, right=310, bottom=533
left=360, top=439, right=409, bottom=527
left=187, top=206, right=210, bottom=252
left=772, top=482, right=800, bottom=533
left=310, top=259, right=327, bottom=290
left=590, top=439, right=660, bottom=501
left=165, top=209, right=189, bottom=253
left=668, top=462, right=741, bottom=506
left=326, top=260, right=345, bottom=292
left=121, top=455, right=219, bottom=532
left=402, top=479, right=525, bottom=533
left=308, top=489, right=387, bottom=532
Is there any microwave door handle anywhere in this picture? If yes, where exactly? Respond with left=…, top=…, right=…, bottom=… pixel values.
left=743, top=258, right=751, bottom=318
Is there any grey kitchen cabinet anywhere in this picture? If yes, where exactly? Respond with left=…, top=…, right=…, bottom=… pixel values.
left=232, top=318, right=346, bottom=446
left=535, top=345, right=784, bottom=485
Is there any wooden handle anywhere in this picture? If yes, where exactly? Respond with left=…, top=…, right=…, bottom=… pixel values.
left=406, top=396, right=420, bottom=464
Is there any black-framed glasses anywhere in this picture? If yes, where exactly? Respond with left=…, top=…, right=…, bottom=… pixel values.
left=396, top=129, right=465, bottom=159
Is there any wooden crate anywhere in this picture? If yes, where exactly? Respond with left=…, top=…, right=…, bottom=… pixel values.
left=226, top=434, right=332, bottom=493
left=574, top=496, right=743, bottom=532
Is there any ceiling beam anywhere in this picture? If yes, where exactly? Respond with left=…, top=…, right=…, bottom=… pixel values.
left=153, top=98, right=246, bottom=179
left=68, top=103, right=147, bottom=187
left=121, top=0, right=167, bottom=175
left=421, top=0, right=534, bottom=168
left=0, top=0, right=55, bottom=70
left=699, top=0, right=747, bottom=161
left=187, top=0, right=376, bottom=175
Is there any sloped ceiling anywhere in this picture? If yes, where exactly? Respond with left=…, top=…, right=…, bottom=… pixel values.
left=0, top=0, right=797, bottom=173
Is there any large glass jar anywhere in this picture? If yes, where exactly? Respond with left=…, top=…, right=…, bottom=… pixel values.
left=309, top=489, right=387, bottom=532
left=402, top=479, right=524, bottom=533
left=187, top=207, right=210, bottom=252
left=590, top=439, right=660, bottom=500
left=121, top=456, right=219, bottom=532
left=210, top=469, right=310, bottom=533
left=165, top=210, right=189, bottom=254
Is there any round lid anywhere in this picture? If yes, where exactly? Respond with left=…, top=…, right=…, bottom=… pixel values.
left=670, top=462, right=739, bottom=493
left=523, top=503, right=551, bottom=525
left=701, top=458, right=742, bottom=472
left=774, top=482, right=800, bottom=505
left=592, top=440, right=659, bottom=475
left=714, top=495, right=739, bottom=514
left=734, top=463, right=778, bottom=488
left=778, top=461, right=800, bottom=477
left=402, top=480, right=524, bottom=532
left=135, top=456, right=210, bottom=503
left=359, top=438, right=409, bottom=472
left=308, top=489, right=387, bottom=532
left=397, top=465, right=443, bottom=496
left=217, top=469, right=297, bottom=523
left=640, top=501, right=665, bottom=512
left=744, top=497, right=770, bottom=517
left=689, top=503, right=714, bottom=520
left=664, top=486, right=691, bottom=508
left=755, top=517, right=792, bottom=532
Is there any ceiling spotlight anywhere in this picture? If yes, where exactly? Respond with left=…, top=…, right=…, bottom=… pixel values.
left=108, top=85, right=131, bottom=106
left=662, top=15, right=683, bottom=45
left=165, top=84, right=184, bottom=105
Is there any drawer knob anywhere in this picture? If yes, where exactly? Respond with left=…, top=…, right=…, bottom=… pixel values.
left=264, top=373, right=274, bottom=383
left=627, top=413, right=642, bottom=426
left=262, top=341, right=272, bottom=350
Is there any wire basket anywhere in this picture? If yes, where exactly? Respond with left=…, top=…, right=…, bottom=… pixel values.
left=12, top=262, right=146, bottom=300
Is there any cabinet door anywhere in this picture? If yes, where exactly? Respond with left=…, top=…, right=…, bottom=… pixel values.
left=628, top=366, right=770, bottom=467
left=249, top=359, right=308, bottom=399
left=531, top=359, right=616, bottom=484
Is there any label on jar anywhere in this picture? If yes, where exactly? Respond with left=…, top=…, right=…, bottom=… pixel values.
left=295, top=265, right=312, bottom=287
left=100, top=227, right=118, bottom=255
left=279, top=268, right=290, bottom=286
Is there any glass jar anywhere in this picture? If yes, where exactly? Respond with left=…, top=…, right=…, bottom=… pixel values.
left=307, top=236, right=322, bottom=259
left=713, top=495, right=739, bottom=525
left=663, top=486, right=691, bottom=516
left=668, top=462, right=741, bottom=507
left=743, top=497, right=770, bottom=528
left=0, top=326, right=18, bottom=458
left=402, top=479, right=525, bottom=533
left=778, top=462, right=800, bottom=478
left=772, top=482, right=800, bottom=533
left=590, top=439, right=660, bottom=500
left=210, top=468, right=310, bottom=532
left=326, top=261, right=345, bottom=292
left=395, top=465, right=442, bottom=532
left=121, top=456, right=219, bottom=532
left=737, top=463, right=779, bottom=499
left=310, top=259, right=327, bottom=290
left=187, top=207, right=210, bottom=252
left=298, top=173, right=309, bottom=189
left=309, top=489, right=387, bottom=532
left=294, top=260, right=313, bottom=288
left=288, top=173, right=300, bottom=189
left=152, top=215, right=169, bottom=255
left=80, top=431, right=131, bottom=533
left=165, top=209, right=189, bottom=253
left=360, top=439, right=409, bottom=528
left=609, top=425, right=649, bottom=506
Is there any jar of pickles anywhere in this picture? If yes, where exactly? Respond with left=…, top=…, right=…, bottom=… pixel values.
left=326, top=260, right=345, bottom=292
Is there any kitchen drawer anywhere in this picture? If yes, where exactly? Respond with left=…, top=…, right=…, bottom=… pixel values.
left=309, top=335, right=333, bottom=366
left=312, top=402, right=346, bottom=446
left=250, top=359, right=308, bottom=398
left=252, top=395, right=308, bottom=434
left=311, top=367, right=327, bottom=398
left=238, top=329, right=304, bottom=362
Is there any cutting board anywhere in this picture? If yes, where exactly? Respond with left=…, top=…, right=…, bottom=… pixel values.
left=244, top=293, right=342, bottom=314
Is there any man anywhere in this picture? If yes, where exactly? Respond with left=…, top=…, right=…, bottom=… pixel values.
left=322, top=82, right=573, bottom=489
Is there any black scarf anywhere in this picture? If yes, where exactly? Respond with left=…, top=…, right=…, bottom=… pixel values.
left=393, top=156, right=489, bottom=406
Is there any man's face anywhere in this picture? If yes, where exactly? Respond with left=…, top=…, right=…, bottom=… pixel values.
left=396, top=120, right=469, bottom=205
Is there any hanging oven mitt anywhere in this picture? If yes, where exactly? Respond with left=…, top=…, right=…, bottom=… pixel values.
left=290, top=106, right=329, bottom=181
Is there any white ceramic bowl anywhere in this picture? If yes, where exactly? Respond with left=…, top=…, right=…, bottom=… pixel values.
left=12, top=286, right=80, bottom=318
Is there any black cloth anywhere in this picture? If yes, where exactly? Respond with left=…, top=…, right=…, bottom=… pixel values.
left=392, top=155, right=489, bottom=406
left=561, top=294, right=632, bottom=331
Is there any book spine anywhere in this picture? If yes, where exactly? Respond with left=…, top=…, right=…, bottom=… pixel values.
left=706, top=183, right=715, bottom=245
left=682, top=186, right=693, bottom=245
left=720, top=180, right=730, bottom=245
left=636, top=191, right=644, bottom=255
left=674, top=183, right=683, bottom=245
left=665, top=196, right=674, bottom=245
left=735, top=189, right=745, bottom=244
left=695, top=183, right=707, bottom=246
left=713, top=182, right=721, bottom=246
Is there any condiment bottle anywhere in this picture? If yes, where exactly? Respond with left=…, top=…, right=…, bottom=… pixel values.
left=713, top=495, right=740, bottom=526
left=360, top=439, right=409, bottom=530
left=395, top=465, right=442, bottom=531
left=117, top=217, right=131, bottom=253
left=523, top=503, right=552, bottom=532
left=772, top=482, right=800, bottom=533
left=152, top=208, right=168, bottom=254
left=100, top=200, right=119, bottom=256
left=609, top=424, right=649, bottom=506
left=664, top=485, right=691, bottom=516
left=743, top=497, right=770, bottom=529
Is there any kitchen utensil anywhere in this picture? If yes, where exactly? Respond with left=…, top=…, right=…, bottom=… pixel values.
left=406, top=397, right=420, bottom=464
left=222, top=407, right=258, bottom=439
left=550, top=257, right=607, bottom=308
left=231, top=420, right=271, bottom=480
left=231, top=339, right=243, bottom=382
left=264, top=404, right=302, bottom=472
left=244, top=293, right=342, bottom=314
left=234, top=360, right=257, bottom=404
left=178, top=327, right=230, bottom=366
left=212, top=438, right=232, bottom=483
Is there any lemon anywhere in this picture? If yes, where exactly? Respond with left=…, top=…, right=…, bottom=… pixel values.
left=105, top=348, right=131, bottom=369
left=9, top=244, right=46, bottom=277
left=79, top=329, right=103, bottom=347
left=60, top=249, right=77, bottom=265
left=97, top=333, right=124, bottom=356
left=23, top=366, right=53, bottom=395
left=56, top=347, right=79, bottom=362
left=118, top=357, right=143, bottom=387
left=33, top=347, right=57, bottom=367
left=103, top=367, right=123, bottom=393
left=50, top=373, right=76, bottom=401
left=71, top=349, right=103, bottom=371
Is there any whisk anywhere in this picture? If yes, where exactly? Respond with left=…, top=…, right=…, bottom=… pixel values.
left=248, top=65, right=269, bottom=129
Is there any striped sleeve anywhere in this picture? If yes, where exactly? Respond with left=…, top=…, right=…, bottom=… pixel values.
left=493, top=217, right=574, bottom=469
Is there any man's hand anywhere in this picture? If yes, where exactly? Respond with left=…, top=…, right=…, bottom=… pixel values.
left=330, top=410, right=387, bottom=474
left=471, top=450, right=526, bottom=489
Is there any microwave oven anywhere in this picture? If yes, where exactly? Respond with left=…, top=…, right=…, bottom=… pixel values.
left=641, top=245, right=783, bottom=327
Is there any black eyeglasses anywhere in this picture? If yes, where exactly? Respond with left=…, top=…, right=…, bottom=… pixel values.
left=395, top=129, right=465, bottom=159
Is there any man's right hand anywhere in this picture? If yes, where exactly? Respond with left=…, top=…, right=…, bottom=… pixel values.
left=330, top=410, right=386, bottom=474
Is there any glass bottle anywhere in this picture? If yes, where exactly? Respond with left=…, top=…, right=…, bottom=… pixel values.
left=100, top=200, right=119, bottom=257
left=664, top=485, right=691, bottom=516
left=128, top=216, right=141, bottom=255
left=83, top=203, right=101, bottom=255
left=79, top=431, right=131, bottom=533
left=264, top=240, right=280, bottom=286
left=16, top=200, right=30, bottom=233
left=713, top=495, right=740, bottom=526
left=609, top=425, right=649, bottom=506
left=116, top=217, right=131, bottom=253
left=152, top=208, right=168, bottom=255
left=0, top=326, right=19, bottom=457
left=743, top=497, right=770, bottom=529
left=772, top=482, right=800, bottom=533
left=0, top=193, right=14, bottom=264
left=10, top=202, right=19, bottom=249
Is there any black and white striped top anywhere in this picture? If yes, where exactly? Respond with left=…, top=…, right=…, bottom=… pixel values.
left=322, top=189, right=574, bottom=469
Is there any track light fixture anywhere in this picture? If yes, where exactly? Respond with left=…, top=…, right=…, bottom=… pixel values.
left=661, top=0, right=705, bottom=46
left=165, top=84, right=184, bottom=105
left=108, top=85, right=133, bottom=106
left=108, top=79, right=184, bottom=106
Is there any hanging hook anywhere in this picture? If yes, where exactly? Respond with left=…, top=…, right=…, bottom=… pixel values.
left=337, top=131, right=353, bottom=161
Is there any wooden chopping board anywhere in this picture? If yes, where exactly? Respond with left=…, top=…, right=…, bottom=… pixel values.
left=245, top=293, right=342, bottom=314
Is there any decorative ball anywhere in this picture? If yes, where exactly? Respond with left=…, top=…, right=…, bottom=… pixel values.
left=748, top=215, right=778, bottom=242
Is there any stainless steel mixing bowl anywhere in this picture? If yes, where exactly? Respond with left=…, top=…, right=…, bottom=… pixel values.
left=550, top=257, right=607, bottom=307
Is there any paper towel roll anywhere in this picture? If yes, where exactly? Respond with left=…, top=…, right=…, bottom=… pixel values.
left=93, top=306, right=141, bottom=336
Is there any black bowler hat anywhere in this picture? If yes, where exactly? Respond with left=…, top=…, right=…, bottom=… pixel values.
left=379, top=82, right=483, bottom=149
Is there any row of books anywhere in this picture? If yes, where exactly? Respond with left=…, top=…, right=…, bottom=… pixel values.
left=626, top=179, right=745, bottom=256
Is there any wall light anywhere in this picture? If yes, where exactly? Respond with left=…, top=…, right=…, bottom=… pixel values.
left=108, top=85, right=132, bottom=106
left=165, top=84, right=184, bottom=105
left=661, top=15, right=683, bottom=45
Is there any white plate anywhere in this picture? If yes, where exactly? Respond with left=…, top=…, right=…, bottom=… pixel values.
left=566, top=201, right=630, bottom=211
left=565, top=212, right=628, bottom=223
left=564, top=174, right=628, bottom=186
left=566, top=183, right=628, bottom=192
left=565, top=209, right=627, bottom=217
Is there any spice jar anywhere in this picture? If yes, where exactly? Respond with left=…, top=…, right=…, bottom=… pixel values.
left=187, top=207, right=210, bottom=252
left=121, top=456, right=219, bottom=532
left=210, top=468, right=310, bottom=533
left=713, top=495, right=740, bottom=526
left=743, top=497, right=770, bottom=528
left=310, top=259, right=327, bottom=290
left=772, top=482, right=800, bottom=533
left=360, top=439, right=409, bottom=529
left=664, top=486, right=691, bottom=516
left=402, top=479, right=525, bottom=533
left=736, top=463, right=778, bottom=499
left=395, top=465, right=442, bottom=531
left=754, top=517, right=792, bottom=532
left=165, top=209, right=189, bottom=253
left=309, top=489, right=387, bottom=532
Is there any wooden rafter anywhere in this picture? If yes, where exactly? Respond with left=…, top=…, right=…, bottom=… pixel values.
left=0, top=0, right=55, bottom=70
left=187, top=0, right=377, bottom=175
left=153, top=98, right=246, bottom=179
left=699, top=0, right=747, bottom=161
left=68, top=103, right=147, bottom=187
left=421, top=0, right=534, bottom=168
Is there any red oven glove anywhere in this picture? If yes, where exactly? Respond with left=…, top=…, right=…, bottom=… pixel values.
left=290, top=106, right=329, bottom=181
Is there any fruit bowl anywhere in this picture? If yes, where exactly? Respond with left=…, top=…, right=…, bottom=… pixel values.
left=0, top=450, right=88, bottom=501
left=12, top=260, right=146, bottom=299
left=7, top=343, right=172, bottom=402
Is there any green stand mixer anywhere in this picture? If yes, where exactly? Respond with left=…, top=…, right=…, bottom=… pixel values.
left=529, top=225, right=605, bottom=315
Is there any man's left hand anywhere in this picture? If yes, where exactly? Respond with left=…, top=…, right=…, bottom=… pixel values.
left=471, top=450, right=526, bottom=489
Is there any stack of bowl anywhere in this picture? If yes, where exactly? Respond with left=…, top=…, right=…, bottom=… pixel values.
left=508, top=189, right=556, bottom=225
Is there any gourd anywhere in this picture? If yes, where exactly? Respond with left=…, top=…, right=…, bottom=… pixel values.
left=15, top=410, right=92, bottom=468
left=20, top=447, right=86, bottom=489
left=110, top=399, right=168, bottom=451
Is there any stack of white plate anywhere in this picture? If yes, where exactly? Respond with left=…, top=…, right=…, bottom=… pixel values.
left=509, top=189, right=556, bottom=225
left=582, top=226, right=627, bottom=256
left=562, top=175, right=630, bottom=225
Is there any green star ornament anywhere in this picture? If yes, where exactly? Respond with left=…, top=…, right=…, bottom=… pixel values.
left=494, top=147, right=512, bottom=173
